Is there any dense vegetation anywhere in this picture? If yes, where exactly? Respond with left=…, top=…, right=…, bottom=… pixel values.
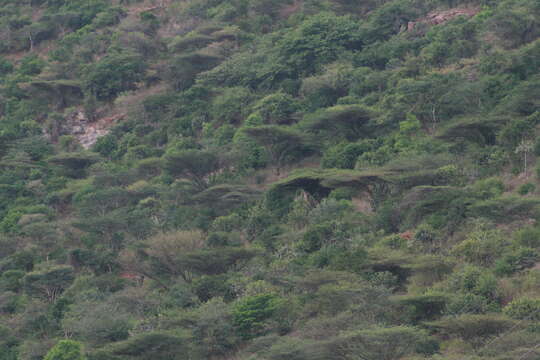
left=0, top=0, right=539, bottom=359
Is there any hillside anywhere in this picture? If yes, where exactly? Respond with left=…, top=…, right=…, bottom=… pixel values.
left=0, top=0, right=539, bottom=359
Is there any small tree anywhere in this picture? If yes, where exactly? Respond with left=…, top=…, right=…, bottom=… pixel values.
left=83, top=52, right=146, bottom=101
left=232, top=293, right=284, bottom=339
left=242, top=125, right=309, bottom=176
left=515, top=139, right=534, bottom=176
left=44, top=340, right=85, bottom=360
left=162, top=150, right=220, bottom=191
left=93, top=332, right=187, bottom=360
left=48, top=152, right=101, bottom=178
left=301, top=105, right=373, bottom=141
left=342, top=326, right=437, bottom=360
left=23, top=266, right=75, bottom=303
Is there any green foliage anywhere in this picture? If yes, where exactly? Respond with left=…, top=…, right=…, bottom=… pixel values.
left=44, top=340, right=86, bottom=360
left=515, top=226, right=540, bottom=248
left=426, top=314, right=515, bottom=340
left=167, top=53, right=221, bottom=91
left=92, top=332, right=187, bottom=360
left=301, top=104, right=374, bottom=141
left=451, top=227, right=506, bottom=266
left=233, top=293, right=284, bottom=339
left=0, top=1, right=539, bottom=358
left=298, top=222, right=334, bottom=253
left=252, top=92, right=299, bottom=124
left=341, top=326, right=438, bottom=360
left=24, top=265, right=75, bottom=302
left=322, top=141, right=375, bottom=169
left=211, top=87, right=253, bottom=124
left=188, top=297, right=240, bottom=357
left=518, top=183, right=536, bottom=195
left=503, top=297, right=540, bottom=321
left=162, top=149, right=220, bottom=190
left=242, top=125, right=310, bottom=175
left=83, top=52, right=145, bottom=101
left=48, top=152, right=101, bottom=178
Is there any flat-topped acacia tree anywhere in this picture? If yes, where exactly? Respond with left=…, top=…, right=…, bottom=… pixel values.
left=242, top=125, right=310, bottom=176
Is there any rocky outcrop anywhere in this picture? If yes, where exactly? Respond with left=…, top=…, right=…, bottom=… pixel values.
left=407, top=7, right=480, bottom=31
left=62, top=110, right=125, bottom=149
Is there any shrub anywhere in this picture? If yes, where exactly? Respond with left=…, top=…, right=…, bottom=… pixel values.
left=322, top=141, right=373, bottom=169
left=0, top=57, right=13, bottom=75
left=515, top=227, right=540, bottom=248
left=394, top=293, right=448, bottom=323
left=232, top=293, right=284, bottom=339
left=23, top=265, right=75, bottom=303
left=503, top=298, right=540, bottom=321
left=44, top=340, right=86, bottom=360
left=275, top=12, right=362, bottom=77
left=494, top=247, right=538, bottom=275
left=451, top=228, right=506, bottom=266
left=211, top=87, right=253, bottom=124
left=471, top=177, right=505, bottom=199
left=192, top=274, right=234, bottom=302
left=341, top=326, right=438, bottom=360
left=445, top=293, right=490, bottom=315
left=62, top=301, right=132, bottom=345
left=83, top=52, right=146, bottom=101
left=297, top=222, right=334, bottom=253
left=447, top=266, right=500, bottom=303
left=92, top=332, right=187, bottom=360
left=518, top=183, right=535, bottom=195
left=189, top=297, right=239, bottom=357
left=252, top=92, right=299, bottom=125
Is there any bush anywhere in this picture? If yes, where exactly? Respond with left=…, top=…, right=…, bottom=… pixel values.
left=297, top=222, right=334, bottom=253
left=518, top=183, right=536, bottom=195
left=0, top=57, right=13, bottom=75
left=232, top=293, right=284, bottom=339
left=92, top=332, right=188, bottom=360
left=252, top=92, right=299, bottom=124
left=451, top=228, right=506, bottom=266
left=471, top=177, right=505, bottom=199
left=192, top=274, right=234, bottom=302
left=394, top=293, right=448, bottom=323
left=275, top=12, right=362, bottom=77
left=515, top=227, right=540, bottom=248
left=44, top=340, right=86, bottom=360
left=503, top=298, right=540, bottom=321
left=322, top=142, right=372, bottom=169
left=426, top=314, right=515, bottom=340
left=445, top=293, right=490, bottom=315
left=447, top=266, right=500, bottom=303
left=189, top=297, right=239, bottom=357
left=342, top=326, right=438, bottom=360
left=211, top=87, right=253, bottom=124
left=494, top=247, right=538, bottom=275
left=83, top=52, right=146, bottom=101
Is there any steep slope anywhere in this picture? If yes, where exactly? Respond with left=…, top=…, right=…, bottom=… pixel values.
left=0, top=0, right=539, bottom=359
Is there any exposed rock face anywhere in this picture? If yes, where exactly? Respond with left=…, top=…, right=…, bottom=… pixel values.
left=62, top=110, right=125, bottom=149
left=352, top=191, right=374, bottom=214
left=407, top=7, right=479, bottom=31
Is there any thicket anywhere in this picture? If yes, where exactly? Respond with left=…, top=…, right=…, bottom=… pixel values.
left=0, top=0, right=539, bottom=359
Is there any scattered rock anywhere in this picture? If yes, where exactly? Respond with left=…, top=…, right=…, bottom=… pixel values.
left=407, top=7, right=480, bottom=31
left=59, top=109, right=126, bottom=149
